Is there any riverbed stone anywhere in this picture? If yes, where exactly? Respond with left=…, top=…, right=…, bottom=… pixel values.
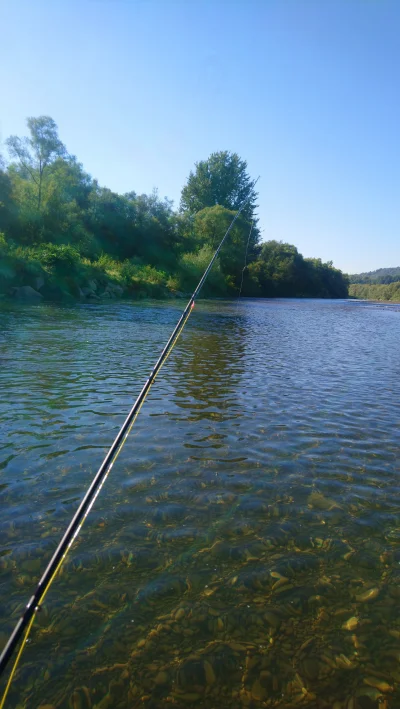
left=154, top=671, right=169, bottom=685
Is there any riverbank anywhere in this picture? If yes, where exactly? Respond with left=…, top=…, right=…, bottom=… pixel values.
left=0, top=240, right=186, bottom=302
left=349, top=281, right=400, bottom=303
left=0, top=237, right=350, bottom=303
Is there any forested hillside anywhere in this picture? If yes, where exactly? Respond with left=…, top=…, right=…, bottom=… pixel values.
left=0, top=116, right=348, bottom=301
left=350, top=267, right=400, bottom=284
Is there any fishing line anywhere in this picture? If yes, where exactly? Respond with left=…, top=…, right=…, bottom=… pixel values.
left=0, top=178, right=259, bottom=705
left=238, top=220, right=254, bottom=299
left=236, top=220, right=254, bottom=314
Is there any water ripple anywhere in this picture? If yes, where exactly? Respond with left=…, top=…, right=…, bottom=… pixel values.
left=1, top=298, right=400, bottom=708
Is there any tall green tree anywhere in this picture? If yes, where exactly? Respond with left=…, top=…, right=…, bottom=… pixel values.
left=87, top=185, right=137, bottom=259
left=0, top=154, right=15, bottom=233
left=126, top=190, right=179, bottom=267
left=180, top=151, right=258, bottom=225
left=6, top=116, right=66, bottom=210
left=193, top=205, right=255, bottom=289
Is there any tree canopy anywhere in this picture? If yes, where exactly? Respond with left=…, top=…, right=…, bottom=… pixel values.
left=6, top=116, right=66, bottom=210
left=180, top=151, right=258, bottom=224
left=245, top=241, right=348, bottom=298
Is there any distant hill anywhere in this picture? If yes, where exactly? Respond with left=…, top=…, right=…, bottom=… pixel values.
left=349, top=266, right=400, bottom=285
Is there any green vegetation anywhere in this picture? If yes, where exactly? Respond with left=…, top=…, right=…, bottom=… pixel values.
left=246, top=242, right=348, bottom=298
left=349, top=281, right=400, bottom=302
left=0, top=116, right=348, bottom=301
left=349, top=266, right=400, bottom=285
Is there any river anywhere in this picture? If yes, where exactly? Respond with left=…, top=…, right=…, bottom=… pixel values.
left=1, top=297, right=400, bottom=708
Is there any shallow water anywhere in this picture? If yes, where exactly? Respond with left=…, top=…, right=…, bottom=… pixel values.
left=0, top=297, right=400, bottom=709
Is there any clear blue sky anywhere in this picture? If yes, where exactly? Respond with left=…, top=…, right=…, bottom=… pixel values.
left=1, top=0, right=399, bottom=273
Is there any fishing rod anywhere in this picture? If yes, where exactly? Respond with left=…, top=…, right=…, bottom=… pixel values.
left=0, top=177, right=259, bottom=697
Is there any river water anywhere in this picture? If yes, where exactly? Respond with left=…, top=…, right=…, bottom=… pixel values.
left=0, top=298, right=400, bottom=709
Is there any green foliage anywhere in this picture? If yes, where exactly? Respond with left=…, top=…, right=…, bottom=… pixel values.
left=0, top=236, right=45, bottom=293
left=0, top=159, right=14, bottom=233
left=7, top=116, right=66, bottom=210
left=304, top=258, right=349, bottom=298
left=87, top=254, right=171, bottom=297
left=1, top=116, right=348, bottom=301
left=178, top=245, right=226, bottom=295
left=349, top=282, right=400, bottom=302
left=34, top=243, right=81, bottom=274
left=349, top=266, right=400, bottom=285
left=246, top=241, right=348, bottom=298
left=180, top=150, right=258, bottom=227
left=193, top=205, right=255, bottom=289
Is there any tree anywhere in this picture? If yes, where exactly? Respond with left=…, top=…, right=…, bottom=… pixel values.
left=246, top=240, right=349, bottom=298
left=87, top=185, right=137, bottom=259
left=180, top=151, right=258, bottom=225
left=193, top=205, right=256, bottom=288
left=0, top=154, right=15, bottom=233
left=46, top=156, right=93, bottom=211
left=126, top=189, right=179, bottom=267
left=257, top=241, right=307, bottom=296
left=6, top=116, right=66, bottom=210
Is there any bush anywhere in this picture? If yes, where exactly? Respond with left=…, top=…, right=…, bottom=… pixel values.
left=178, top=245, right=227, bottom=295
left=117, top=260, right=168, bottom=297
left=34, top=243, right=81, bottom=274
left=0, top=236, right=46, bottom=292
left=166, top=274, right=180, bottom=292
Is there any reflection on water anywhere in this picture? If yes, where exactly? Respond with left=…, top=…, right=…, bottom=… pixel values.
left=1, top=298, right=400, bottom=708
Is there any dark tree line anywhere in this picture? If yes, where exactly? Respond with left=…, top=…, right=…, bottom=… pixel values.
left=0, top=116, right=348, bottom=300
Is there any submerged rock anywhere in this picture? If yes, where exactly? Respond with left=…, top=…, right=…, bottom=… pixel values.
left=307, top=490, right=338, bottom=511
left=355, top=587, right=379, bottom=603
left=69, top=686, right=92, bottom=709
left=342, top=616, right=359, bottom=631
left=154, top=671, right=169, bottom=685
